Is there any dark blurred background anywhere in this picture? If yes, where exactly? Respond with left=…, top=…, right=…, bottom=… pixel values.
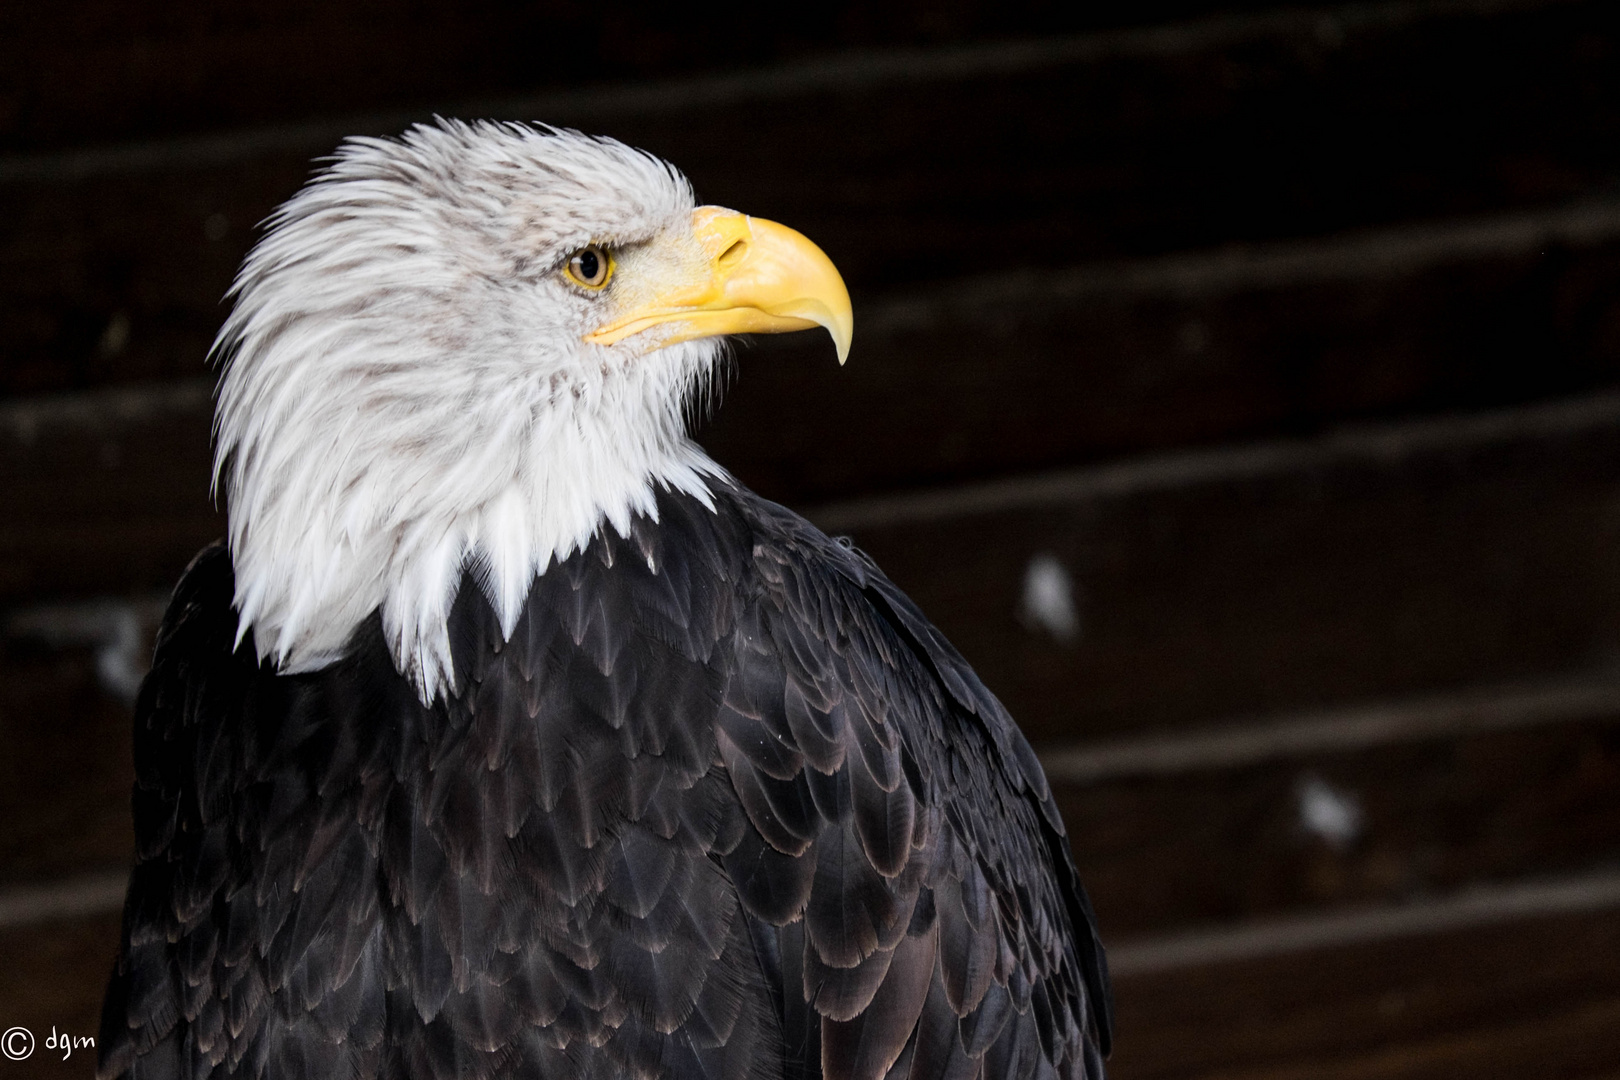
left=5, top=1, right=1620, bottom=1076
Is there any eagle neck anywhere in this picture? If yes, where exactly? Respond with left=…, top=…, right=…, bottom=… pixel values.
left=221, top=340, right=727, bottom=706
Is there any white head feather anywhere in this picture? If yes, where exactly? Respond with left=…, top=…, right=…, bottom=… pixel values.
left=212, top=120, right=726, bottom=702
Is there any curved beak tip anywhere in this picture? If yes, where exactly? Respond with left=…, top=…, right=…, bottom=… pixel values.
left=798, top=295, right=853, bottom=366
left=831, top=319, right=852, bottom=366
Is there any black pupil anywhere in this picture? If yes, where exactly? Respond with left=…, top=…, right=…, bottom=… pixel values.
left=577, top=250, right=600, bottom=281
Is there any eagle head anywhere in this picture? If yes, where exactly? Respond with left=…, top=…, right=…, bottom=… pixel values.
left=210, top=119, right=852, bottom=701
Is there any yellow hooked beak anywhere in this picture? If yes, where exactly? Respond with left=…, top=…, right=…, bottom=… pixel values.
left=585, top=206, right=853, bottom=363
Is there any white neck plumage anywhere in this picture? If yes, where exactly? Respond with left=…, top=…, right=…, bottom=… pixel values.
left=216, top=337, right=726, bottom=705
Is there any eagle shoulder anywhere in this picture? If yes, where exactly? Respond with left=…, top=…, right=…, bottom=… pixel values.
left=101, top=543, right=407, bottom=1080
left=718, top=488, right=1112, bottom=1080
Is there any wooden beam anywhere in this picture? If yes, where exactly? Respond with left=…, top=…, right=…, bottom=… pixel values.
left=1064, top=714, right=1620, bottom=935
left=823, top=392, right=1620, bottom=740
left=0, top=0, right=1568, bottom=159
left=0, top=383, right=219, bottom=601
left=5, top=0, right=1620, bottom=399
left=1108, top=869, right=1620, bottom=976
left=1040, top=672, right=1620, bottom=782
left=0, top=645, right=134, bottom=885
left=1108, top=905, right=1620, bottom=1078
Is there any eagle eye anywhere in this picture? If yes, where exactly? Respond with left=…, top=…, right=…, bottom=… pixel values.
left=564, top=246, right=613, bottom=289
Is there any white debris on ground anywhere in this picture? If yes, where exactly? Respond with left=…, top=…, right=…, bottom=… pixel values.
left=1019, top=552, right=1080, bottom=642
left=1295, top=772, right=1364, bottom=849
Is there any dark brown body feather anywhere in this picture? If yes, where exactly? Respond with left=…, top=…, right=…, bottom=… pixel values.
left=98, top=485, right=1111, bottom=1080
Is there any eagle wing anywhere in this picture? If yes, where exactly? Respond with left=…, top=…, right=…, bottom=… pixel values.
left=98, top=544, right=412, bottom=1079
left=99, top=488, right=1109, bottom=1080
left=721, top=491, right=1111, bottom=1080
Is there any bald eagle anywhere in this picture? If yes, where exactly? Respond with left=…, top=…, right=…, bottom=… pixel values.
left=98, top=121, right=1111, bottom=1080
